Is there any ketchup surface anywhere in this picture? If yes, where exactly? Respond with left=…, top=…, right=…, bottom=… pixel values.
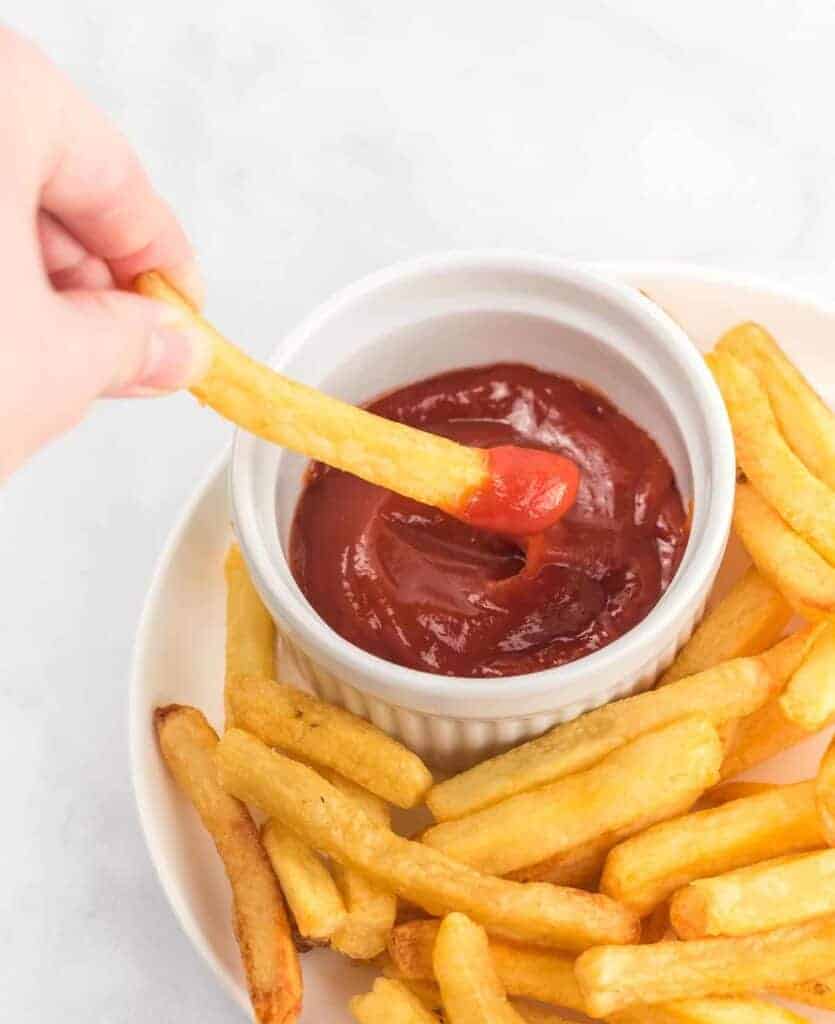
left=289, top=363, right=689, bottom=678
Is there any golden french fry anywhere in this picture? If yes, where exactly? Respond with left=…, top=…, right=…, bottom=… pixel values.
left=671, top=849, right=835, bottom=938
left=779, top=622, right=835, bottom=730
left=720, top=626, right=828, bottom=779
left=511, top=1005, right=574, bottom=1024
left=773, top=974, right=835, bottom=1010
left=612, top=997, right=811, bottom=1024
left=350, top=978, right=440, bottom=1024
left=135, top=272, right=487, bottom=515
left=427, top=658, right=767, bottom=823
left=226, top=673, right=432, bottom=809
left=387, top=919, right=586, bottom=1011
left=224, top=544, right=276, bottom=727
left=717, top=322, right=835, bottom=491
left=261, top=820, right=345, bottom=942
left=708, top=350, right=835, bottom=567
left=433, top=913, right=527, bottom=1024
left=325, top=771, right=398, bottom=960
left=575, top=915, right=835, bottom=1015
left=379, top=967, right=444, bottom=1013
left=215, top=729, right=639, bottom=950
left=815, top=733, right=835, bottom=846
left=733, top=484, right=835, bottom=619
left=155, top=706, right=301, bottom=1024
left=695, top=781, right=777, bottom=811
left=600, top=780, right=823, bottom=916
left=661, top=567, right=791, bottom=685
left=508, top=788, right=702, bottom=890
left=422, top=717, right=722, bottom=876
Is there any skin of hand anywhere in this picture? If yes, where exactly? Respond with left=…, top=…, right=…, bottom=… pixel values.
left=0, top=26, right=210, bottom=480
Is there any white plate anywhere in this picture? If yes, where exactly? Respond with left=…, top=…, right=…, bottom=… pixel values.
left=130, top=262, right=835, bottom=1022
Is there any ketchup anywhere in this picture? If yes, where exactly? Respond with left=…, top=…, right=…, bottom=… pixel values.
left=289, top=363, right=689, bottom=678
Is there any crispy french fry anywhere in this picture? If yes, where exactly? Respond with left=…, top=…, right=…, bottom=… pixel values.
left=433, top=913, right=527, bottom=1024
left=733, top=484, right=835, bottom=619
left=717, top=322, right=835, bottom=491
left=600, top=780, right=823, bottom=916
left=261, top=820, right=345, bottom=942
left=671, top=849, right=835, bottom=938
left=387, top=919, right=586, bottom=1011
left=575, top=915, right=835, bottom=1015
left=224, top=544, right=275, bottom=727
left=779, top=622, right=835, bottom=730
left=379, top=969, right=444, bottom=1013
left=508, top=788, right=702, bottom=889
left=226, top=673, right=432, bottom=809
left=661, top=568, right=792, bottom=685
left=155, top=706, right=301, bottom=1024
left=135, top=272, right=488, bottom=516
left=427, top=658, right=766, bottom=823
left=708, top=350, right=835, bottom=567
left=695, top=781, right=777, bottom=811
left=512, top=1005, right=574, bottom=1024
left=325, top=771, right=398, bottom=960
left=612, top=997, right=811, bottom=1024
left=350, top=978, right=440, bottom=1024
left=422, top=717, right=722, bottom=876
left=773, top=974, right=835, bottom=1010
left=215, top=729, right=639, bottom=950
left=720, top=626, right=828, bottom=779
left=815, top=733, right=835, bottom=846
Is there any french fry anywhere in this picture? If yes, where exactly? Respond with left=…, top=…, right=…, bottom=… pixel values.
left=224, top=544, right=275, bottom=727
left=325, top=771, right=398, bottom=960
left=695, top=781, right=777, bottom=811
left=671, top=850, right=835, bottom=938
left=733, top=484, right=835, bottom=619
left=773, top=974, right=835, bottom=1010
left=600, top=780, right=823, bottom=916
left=660, top=567, right=791, bottom=685
left=508, top=788, right=702, bottom=889
left=135, top=272, right=488, bottom=517
left=512, top=1005, right=574, bottom=1024
left=720, top=626, right=828, bottom=778
left=708, top=350, right=835, bottom=567
left=226, top=673, right=432, bottom=809
left=350, top=978, right=440, bottom=1024
left=575, top=915, right=835, bottom=1015
left=717, top=322, right=835, bottom=491
left=427, top=658, right=768, bottom=823
left=155, top=706, right=301, bottom=1024
left=422, top=717, right=722, bottom=876
left=261, top=820, right=345, bottom=942
left=612, top=997, right=811, bottom=1024
left=379, top=970, right=444, bottom=1013
left=779, top=622, right=835, bottom=730
left=432, top=912, right=527, bottom=1024
left=641, top=902, right=672, bottom=944
left=815, top=733, right=835, bottom=846
left=387, top=918, right=586, bottom=1011
left=215, top=729, right=639, bottom=950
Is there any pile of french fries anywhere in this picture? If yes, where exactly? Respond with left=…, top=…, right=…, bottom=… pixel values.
left=156, top=321, right=835, bottom=1024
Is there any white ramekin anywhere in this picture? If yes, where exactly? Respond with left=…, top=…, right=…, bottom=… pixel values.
left=230, top=252, right=735, bottom=770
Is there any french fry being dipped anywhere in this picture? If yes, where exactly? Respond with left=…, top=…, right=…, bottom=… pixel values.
left=134, top=272, right=579, bottom=537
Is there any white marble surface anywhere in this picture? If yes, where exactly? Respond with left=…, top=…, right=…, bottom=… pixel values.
left=3, top=2, right=835, bottom=1019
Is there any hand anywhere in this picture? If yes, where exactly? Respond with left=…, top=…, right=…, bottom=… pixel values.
left=0, top=27, right=209, bottom=479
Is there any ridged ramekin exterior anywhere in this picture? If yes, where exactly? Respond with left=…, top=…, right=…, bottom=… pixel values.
left=273, top=588, right=712, bottom=772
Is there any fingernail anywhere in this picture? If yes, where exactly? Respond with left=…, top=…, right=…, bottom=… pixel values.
left=162, top=260, right=206, bottom=310
left=128, top=317, right=212, bottom=394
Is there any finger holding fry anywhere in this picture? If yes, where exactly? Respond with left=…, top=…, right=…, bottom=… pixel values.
left=155, top=706, right=301, bottom=1024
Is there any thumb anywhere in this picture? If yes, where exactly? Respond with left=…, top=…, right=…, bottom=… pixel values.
left=59, top=288, right=211, bottom=398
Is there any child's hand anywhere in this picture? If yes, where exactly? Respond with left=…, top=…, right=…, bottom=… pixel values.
left=0, top=26, right=209, bottom=479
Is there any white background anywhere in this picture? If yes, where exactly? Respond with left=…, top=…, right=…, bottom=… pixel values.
left=3, top=2, right=835, bottom=1020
